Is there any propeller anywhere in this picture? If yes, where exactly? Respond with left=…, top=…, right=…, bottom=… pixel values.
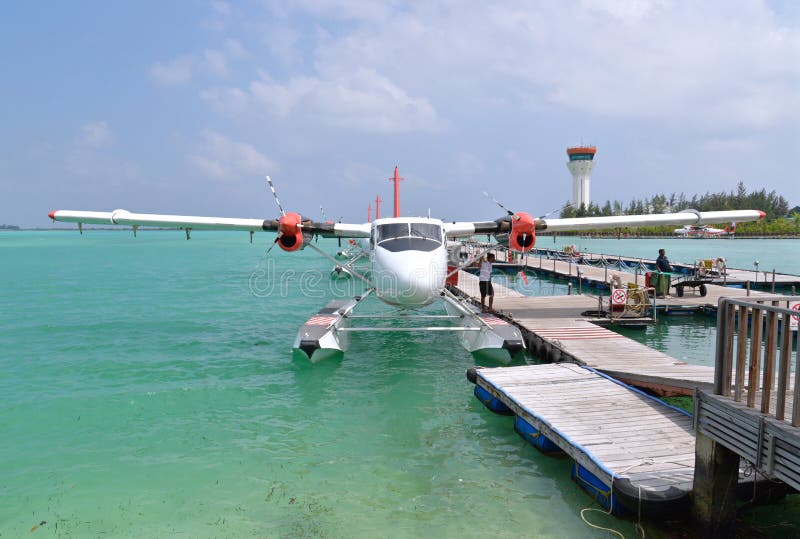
left=266, top=176, right=286, bottom=217
left=540, top=202, right=575, bottom=219
left=482, top=192, right=535, bottom=252
left=483, top=191, right=514, bottom=216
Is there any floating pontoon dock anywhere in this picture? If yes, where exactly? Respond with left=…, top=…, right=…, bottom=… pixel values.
left=468, top=363, right=771, bottom=517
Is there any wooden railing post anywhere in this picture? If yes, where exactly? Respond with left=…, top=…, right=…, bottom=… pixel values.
left=734, top=304, right=748, bottom=402
left=714, top=299, right=729, bottom=395
left=746, top=307, right=763, bottom=408
left=760, top=304, right=778, bottom=414
left=775, top=310, right=793, bottom=421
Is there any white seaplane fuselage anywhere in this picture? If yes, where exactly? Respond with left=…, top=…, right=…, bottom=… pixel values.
left=368, top=217, right=448, bottom=307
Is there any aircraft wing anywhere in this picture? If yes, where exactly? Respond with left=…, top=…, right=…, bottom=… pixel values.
left=536, top=209, right=764, bottom=233
left=48, top=209, right=371, bottom=237
left=444, top=209, right=764, bottom=238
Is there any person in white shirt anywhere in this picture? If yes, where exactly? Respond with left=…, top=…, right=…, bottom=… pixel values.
left=479, top=253, right=495, bottom=312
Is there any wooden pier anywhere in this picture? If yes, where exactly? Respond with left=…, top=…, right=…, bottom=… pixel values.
left=454, top=270, right=716, bottom=395
left=454, top=258, right=800, bottom=530
left=528, top=247, right=800, bottom=291
left=493, top=251, right=777, bottom=312
left=472, top=363, right=721, bottom=516
left=693, top=296, right=800, bottom=534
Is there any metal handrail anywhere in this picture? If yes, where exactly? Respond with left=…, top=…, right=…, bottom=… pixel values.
left=714, top=295, right=800, bottom=426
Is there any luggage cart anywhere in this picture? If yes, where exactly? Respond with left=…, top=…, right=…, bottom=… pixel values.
left=671, top=259, right=716, bottom=297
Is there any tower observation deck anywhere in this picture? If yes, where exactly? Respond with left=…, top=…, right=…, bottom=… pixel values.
left=566, top=146, right=596, bottom=209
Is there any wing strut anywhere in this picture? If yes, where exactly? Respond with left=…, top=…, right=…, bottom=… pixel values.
left=306, top=242, right=374, bottom=288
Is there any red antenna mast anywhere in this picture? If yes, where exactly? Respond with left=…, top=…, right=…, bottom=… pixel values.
left=387, top=166, right=404, bottom=218
left=375, top=194, right=382, bottom=220
left=367, top=204, right=372, bottom=223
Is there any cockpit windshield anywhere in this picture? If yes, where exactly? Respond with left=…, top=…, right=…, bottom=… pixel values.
left=375, top=223, right=442, bottom=252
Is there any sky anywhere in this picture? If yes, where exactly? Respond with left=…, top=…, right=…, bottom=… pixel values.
left=1, top=0, right=798, bottom=227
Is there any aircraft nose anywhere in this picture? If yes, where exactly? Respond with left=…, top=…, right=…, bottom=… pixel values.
left=373, top=247, right=444, bottom=305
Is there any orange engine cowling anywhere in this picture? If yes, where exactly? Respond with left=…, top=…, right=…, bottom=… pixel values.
left=277, top=212, right=305, bottom=252
left=509, top=212, right=536, bottom=252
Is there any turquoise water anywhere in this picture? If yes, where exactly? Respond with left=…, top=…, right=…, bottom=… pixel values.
left=1, top=232, right=798, bottom=537
left=1, top=232, right=630, bottom=538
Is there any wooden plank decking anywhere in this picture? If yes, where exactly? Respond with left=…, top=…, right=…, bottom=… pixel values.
left=475, top=363, right=771, bottom=515
left=476, top=363, right=697, bottom=513
left=516, top=255, right=776, bottom=309
left=452, top=273, right=716, bottom=394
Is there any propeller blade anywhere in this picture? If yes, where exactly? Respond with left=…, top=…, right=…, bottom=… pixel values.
left=540, top=202, right=575, bottom=219
left=266, top=176, right=286, bottom=217
left=483, top=191, right=514, bottom=216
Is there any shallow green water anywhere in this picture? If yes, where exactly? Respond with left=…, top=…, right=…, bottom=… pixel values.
left=1, top=232, right=797, bottom=537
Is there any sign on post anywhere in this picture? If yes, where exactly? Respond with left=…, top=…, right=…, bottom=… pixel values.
left=611, top=288, right=628, bottom=305
left=790, top=302, right=800, bottom=331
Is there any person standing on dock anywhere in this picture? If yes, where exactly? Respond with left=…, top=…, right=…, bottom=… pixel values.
left=656, top=249, right=672, bottom=273
left=479, top=253, right=495, bottom=312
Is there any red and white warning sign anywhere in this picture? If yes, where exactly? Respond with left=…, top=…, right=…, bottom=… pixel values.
left=790, top=302, right=800, bottom=331
left=611, top=288, right=628, bottom=305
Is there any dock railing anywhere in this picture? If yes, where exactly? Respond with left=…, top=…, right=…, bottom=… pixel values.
left=713, top=295, right=799, bottom=425
left=694, top=295, right=800, bottom=505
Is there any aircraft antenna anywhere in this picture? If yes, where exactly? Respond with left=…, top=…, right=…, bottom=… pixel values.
left=483, top=191, right=514, bottom=216
left=266, top=176, right=285, bottom=217
left=387, top=167, right=404, bottom=218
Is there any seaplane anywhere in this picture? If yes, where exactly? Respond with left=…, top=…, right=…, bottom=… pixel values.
left=674, top=223, right=736, bottom=238
left=48, top=169, right=765, bottom=362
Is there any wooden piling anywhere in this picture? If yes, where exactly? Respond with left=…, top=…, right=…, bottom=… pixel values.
left=692, top=430, right=740, bottom=538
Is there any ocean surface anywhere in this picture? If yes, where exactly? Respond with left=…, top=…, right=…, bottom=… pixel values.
left=1, top=231, right=798, bottom=538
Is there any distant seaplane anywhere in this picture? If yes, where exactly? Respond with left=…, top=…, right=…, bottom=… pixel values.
left=674, top=222, right=736, bottom=238
left=48, top=169, right=765, bottom=362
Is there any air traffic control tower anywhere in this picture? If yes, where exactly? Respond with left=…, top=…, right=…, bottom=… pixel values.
left=566, top=146, right=596, bottom=209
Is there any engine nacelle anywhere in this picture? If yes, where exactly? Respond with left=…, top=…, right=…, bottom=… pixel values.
left=277, top=212, right=305, bottom=252
left=509, top=211, right=536, bottom=252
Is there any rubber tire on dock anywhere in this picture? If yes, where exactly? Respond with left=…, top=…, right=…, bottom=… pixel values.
left=699, top=283, right=707, bottom=297
left=675, top=285, right=684, bottom=297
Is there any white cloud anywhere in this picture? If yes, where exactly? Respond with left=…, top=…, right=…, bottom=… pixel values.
left=202, top=49, right=228, bottom=77
left=77, top=121, right=113, bottom=148
left=67, top=122, right=141, bottom=186
left=224, top=38, right=247, bottom=58
left=187, top=129, right=274, bottom=180
left=297, top=1, right=799, bottom=131
left=149, top=40, right=249, bottom=86
left=212, top=0, right=230, bottom=16
left=265, top=0, right=396, bottom=22
left=451, top=151, right=486, bottom=178
left=203, top=68, right=442, bottom=133
left=336, top=162, right=385, bottom=187
left=149, top=56, right=195, bottom=86
left=702, top=137, right=760, bottom=153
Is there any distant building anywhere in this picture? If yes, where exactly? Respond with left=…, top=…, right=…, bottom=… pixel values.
left=566, top=146, right=596, bottom=209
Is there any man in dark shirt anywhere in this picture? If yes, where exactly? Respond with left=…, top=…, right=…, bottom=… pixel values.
left=656, top=249, right=672, bottom=272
